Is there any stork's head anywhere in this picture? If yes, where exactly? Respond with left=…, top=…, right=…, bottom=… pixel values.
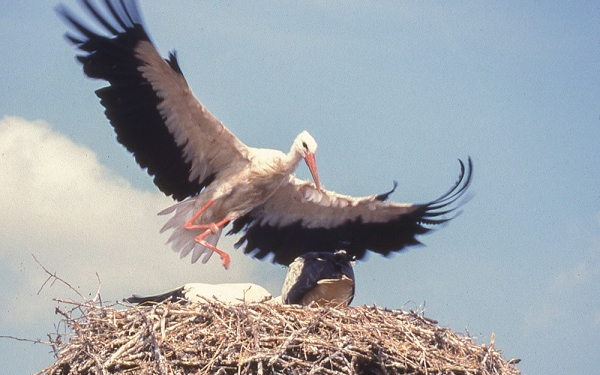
left=294, top=131, right=321, bottom=191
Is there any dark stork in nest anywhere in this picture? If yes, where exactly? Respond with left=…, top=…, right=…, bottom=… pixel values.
left=282, top=250, right=356, bottom=306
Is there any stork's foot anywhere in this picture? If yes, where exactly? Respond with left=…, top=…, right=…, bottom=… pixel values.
left=193, top=218, right=233, bottom=269
left=196, top=236, right=231, bottom=269
left=198, top=240, right=231, bottom=270
left=184, top=201, right=233, bottom=268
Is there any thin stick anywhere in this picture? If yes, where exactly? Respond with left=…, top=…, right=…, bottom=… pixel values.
left=32, top=254, right=85, bottom=300
left=0, top=335, right=51, bottom=345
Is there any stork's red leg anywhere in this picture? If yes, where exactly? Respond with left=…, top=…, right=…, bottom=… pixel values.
left=193, top=217, right=233, bottom=269
left=184, top=199, right=216, bottom=230
left=184, top=200, right=234, bottom=269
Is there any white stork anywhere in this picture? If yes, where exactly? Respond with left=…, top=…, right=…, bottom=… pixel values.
left=57, top=0, right=473, bottom=269
left=282, top=250, right=356, bottom=306
left=125, top=283, right=274, bottom=305
left=125, top=251, right=354, bottom=307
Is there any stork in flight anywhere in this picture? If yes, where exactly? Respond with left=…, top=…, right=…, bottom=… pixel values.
left=57, top=0, right=473, bottom=269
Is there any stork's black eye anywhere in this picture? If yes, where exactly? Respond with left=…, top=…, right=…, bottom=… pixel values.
left=302, top=141, right=308, bottom=150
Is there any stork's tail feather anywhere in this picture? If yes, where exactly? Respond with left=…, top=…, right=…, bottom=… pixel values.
left=159, top=198, right=221, bottom=264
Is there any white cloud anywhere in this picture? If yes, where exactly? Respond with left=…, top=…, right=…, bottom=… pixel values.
left=0, top=116, right=288, bottom=372
left=0, top=116, right=271, bottom=327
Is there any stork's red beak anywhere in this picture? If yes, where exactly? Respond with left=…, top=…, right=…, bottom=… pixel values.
left=304, top=153, right=321, bottom=191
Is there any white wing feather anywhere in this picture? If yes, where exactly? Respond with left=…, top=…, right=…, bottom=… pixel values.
left=135, top=41, right=251, bottom=185
left=257, top=176, right=417, bottom=229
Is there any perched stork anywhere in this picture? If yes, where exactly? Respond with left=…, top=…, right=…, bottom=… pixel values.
left=58, top=0, right=473, bottom=269
left=125, top=283, right=273, bottom=305
left=282, top=250, right=355, bottom=306
left=126, top=251, right=354, bottom=307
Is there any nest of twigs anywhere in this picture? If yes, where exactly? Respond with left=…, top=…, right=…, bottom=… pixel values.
left=39, top=299, right=520, bottom=375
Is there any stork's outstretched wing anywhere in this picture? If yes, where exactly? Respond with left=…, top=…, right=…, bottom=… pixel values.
left=230, top=158, right=473, bottom=265
left=57, top=0, right=250, bottom=200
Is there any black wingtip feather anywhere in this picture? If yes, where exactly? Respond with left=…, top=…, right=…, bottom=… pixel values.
left=101, top=0, right=130, bottom=30
left=81, top=0, right=120, bottom=35
left=232, top=157, right=474, bottom=266
left=58, top=0, right=207, bottom=200
left=167, top=51, right=185, bottom=77
left=375, top=181, right=398, bottom=201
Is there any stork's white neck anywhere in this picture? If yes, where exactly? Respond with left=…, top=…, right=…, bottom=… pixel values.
left=280, top=131, right=320, bottom=189
left=247, top=145, right=302, bottom=177
left=249, top=131, right=316, bottom=179
left=284, top=143, right=305, bottom=173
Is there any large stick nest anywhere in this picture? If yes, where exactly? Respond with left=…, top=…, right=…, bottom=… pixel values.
left=39, top=299, right=520, bottom=375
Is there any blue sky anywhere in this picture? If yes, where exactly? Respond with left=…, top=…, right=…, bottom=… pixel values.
left=1, top=1, right=599, bottom=374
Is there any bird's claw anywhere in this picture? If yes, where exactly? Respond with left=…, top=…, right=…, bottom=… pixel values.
left=196, top=235, right=231, bottom=270
left=220, top=253, right=231, bottom=270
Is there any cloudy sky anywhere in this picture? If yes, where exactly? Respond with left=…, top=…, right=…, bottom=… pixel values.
left=2, top=1, right=599, bottom=374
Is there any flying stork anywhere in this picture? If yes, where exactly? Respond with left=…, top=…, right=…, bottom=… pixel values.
left=57, top=0, right=473, bottom=270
